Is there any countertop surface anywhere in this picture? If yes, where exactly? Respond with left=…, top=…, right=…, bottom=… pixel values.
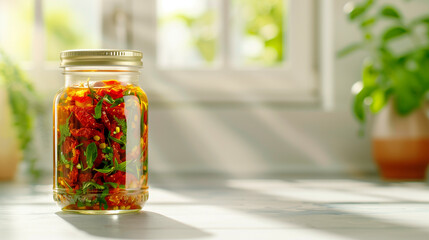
left=2, top=174, right=429, bottom=240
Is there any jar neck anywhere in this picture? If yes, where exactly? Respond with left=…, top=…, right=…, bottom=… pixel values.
left=63, top=66, right=141, bottom=87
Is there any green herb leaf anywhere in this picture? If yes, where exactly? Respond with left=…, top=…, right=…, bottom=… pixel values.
left=81, top=181, right=104, bottom=191
left=110, top=98, right=124, bottom=108
left=362, top=61, right=378, bottom=87
left=104, top=94, right=115, bottom=104
left=77, top=200, right=85, bottom=208
left=109, top=134, right=126, bottom=145
left=84, top=142, right=97, bottom=170
left=102, top=146, right=114, bottom=161
left=87, top=78, right=98, bottom=99
left=63, top=179, right=73, bottom=190
left=347, top=0, right=374, bottom=20
left=383, top=26, right=408, bottom=41
left=104, top=182, right=118, bottom=188
left=353, top=85, right=377, bottom=123
left=59, top=113, right=72, bottom=145
left=380, top=6, right=401, bottom=19
left=94, top=166, right=114, bottom=174
left=94, top=98, right=104, bottom=119
left=116, top=161, right=128, bottom=172
left=114, top=116, right=127, bottom=134
left=360, top=17, right=377, bottom=28
left=75, top=143, right=83, bottom=149
left=370, top=89, right=387, bottom=113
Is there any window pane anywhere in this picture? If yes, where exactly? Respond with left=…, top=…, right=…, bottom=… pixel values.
left=44, top=0, right=102, bottom=61
left=0, top=0, right=34, bottom=62
left=157, top=0, right=220, bottom=68
left=231, top=0, right=286, bottom=67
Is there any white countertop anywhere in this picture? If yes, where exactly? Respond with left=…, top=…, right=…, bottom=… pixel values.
left=2, top=174, right=429, bottom=240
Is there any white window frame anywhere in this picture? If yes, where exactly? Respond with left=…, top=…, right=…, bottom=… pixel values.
left=128, top=0, right=320, bottom=104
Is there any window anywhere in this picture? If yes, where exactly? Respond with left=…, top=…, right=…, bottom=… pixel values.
left=0, top=0, right=319, bottom=104
left=0, top=0, right=101, bottom=93
left=129, top=0, right=318, bottom=103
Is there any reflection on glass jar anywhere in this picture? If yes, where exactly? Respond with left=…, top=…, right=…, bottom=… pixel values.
left=53, top=50, right=148, bottom=214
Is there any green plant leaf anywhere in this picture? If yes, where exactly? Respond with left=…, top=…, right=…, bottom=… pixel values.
left=114, top=116, right=127, bottom=134
left=94, top=166, right=114, bottom=174
left=362, top=61, right=378, bottom=87
left=337, top=43, right=364, bottom=58
left=84, top=142, right=97, bottom=170
left=94, top=98, right=103, bottom=119
left=110, top=97, right=124, bottom=108
left=380, top=6, right=401, bottom=19
left=360, top=17, right=377, bottom=28
left=59, top=113, right=72, bottom=145
left=353, top=85, right=377, bottom=122
left=115, top=160, right=128, bottom=172
left=370, top=89, right=387, bottom=113
left=104, top=94, right=115, bottom=104
left=347, top=0, right=374, bottom=20
left=81, top=181, right=104, bottom=192
left=109, top=134, right=126, bottom=145
left=383, top=26, right=408, bottom=41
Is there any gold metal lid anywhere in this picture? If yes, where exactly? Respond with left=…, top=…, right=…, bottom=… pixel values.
left=60, top=49, right=143, bottom=67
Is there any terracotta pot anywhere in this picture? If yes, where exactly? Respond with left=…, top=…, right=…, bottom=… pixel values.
left=0, top=88, right=21, bottom=181
left=372, top=101, right=429, bottom=181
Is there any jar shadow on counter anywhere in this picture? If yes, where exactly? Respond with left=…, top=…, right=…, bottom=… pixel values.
left=55, top=211, right=210, bottom=239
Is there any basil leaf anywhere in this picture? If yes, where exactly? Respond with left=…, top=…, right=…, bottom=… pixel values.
left=116, top=161, right=128, bottom=172
left=109, top=134, right=126, bottom=145
left=77, top=200, right=85, bottom=208
left=59, top=153, right=69, bottom=165
left=102, top=146, right=113, bottom=161
left=94, top=166, right=114, bottom=174
left=110, top=98, right=124, bottom=108
left=114, top=116, right=127, bottom=134
left=104, top=182, right=118, bottom=188
left=59, top=113, right=72, bottom=145
left=84, top=142, right=97, bottom=170
left=98, top=188, right=110, bottom=210
left=81, top=181, right=104, bottom=191
left=87, top=79, right=98, bottom=99
left=94, top=98, right=103, bottom=119
left=104, top=94, right=115, bottom=104
left=63, top=179, right=72, bottom=190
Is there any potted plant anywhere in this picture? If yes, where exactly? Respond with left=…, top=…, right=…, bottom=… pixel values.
left=0, top=51, right=41, bottom=180
left=339, top=0, right=429, bottom=180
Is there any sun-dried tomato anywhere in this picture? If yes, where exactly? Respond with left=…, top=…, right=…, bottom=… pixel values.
left=67, top=168, right=79, bottom=186
left=71, top=128, right=105, bottom=142
left=78, top=172, right=92, bottom=185
left=101, top=109, right=113, bottom=132
left=107, top=104, right=125, bottom=119
left=74, top=106, right=103, bottom=129
left=105, top=171, right=126, bottom=185
left=112, top=142, right=122, bottom=163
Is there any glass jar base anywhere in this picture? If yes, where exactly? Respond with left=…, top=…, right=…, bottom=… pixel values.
left=62, top=208, right=141, bottom=215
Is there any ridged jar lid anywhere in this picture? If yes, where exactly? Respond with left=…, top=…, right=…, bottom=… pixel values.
left=60, top=49, right=143, bottom=67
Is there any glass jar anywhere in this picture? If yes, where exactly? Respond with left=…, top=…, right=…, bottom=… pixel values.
left=53, top=50, right=148, bottom=214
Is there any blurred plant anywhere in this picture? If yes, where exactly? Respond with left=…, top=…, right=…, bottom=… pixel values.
left=235, top=0, right=284, bottom=65
left=161, top=11, right=217, bottom=63
left=45, top=10, right=85, bottom=61
left=0, top=50, right=43, bottom=178
left=339, top=0, right=429, bottom=123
